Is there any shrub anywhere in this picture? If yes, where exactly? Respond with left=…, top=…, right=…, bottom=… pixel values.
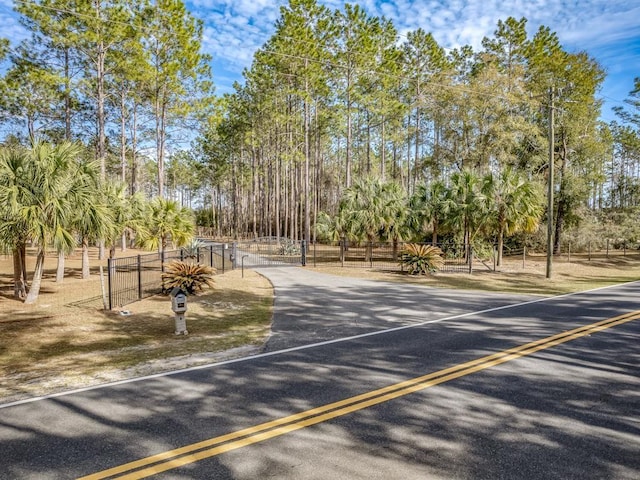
left=182, top=239, right=205, bottom=259
left=162, top=261, right=216, bottom=294
left=399, top=243, right=444, bottom=275
left=278, top=240, right=301, bottom=255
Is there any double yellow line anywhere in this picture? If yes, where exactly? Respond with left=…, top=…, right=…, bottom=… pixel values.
left=80, top=310, right=640, bottom=480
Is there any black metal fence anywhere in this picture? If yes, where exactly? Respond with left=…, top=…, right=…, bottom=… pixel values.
left=107, top=243, right=230, bottom=309
left=309, top=240, right=472, bottom=273
left=106, top=240, right=472, bottom=309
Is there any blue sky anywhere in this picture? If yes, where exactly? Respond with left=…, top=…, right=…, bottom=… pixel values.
left=2, top=0, right=639, bottom=122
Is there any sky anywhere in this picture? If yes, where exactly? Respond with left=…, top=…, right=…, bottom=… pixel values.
left=1, top=0, right=639, bottom=122
left=190, top=0, right=640, bottom=123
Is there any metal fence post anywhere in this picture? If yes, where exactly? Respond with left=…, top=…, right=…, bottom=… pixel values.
left=301, top=240, right=307, bottom=266
left=222, top=244, right=226, bottom=273
left=137, top=255, right=142, bottom=300
left=232, top=242, right=238, bottom=269
left=468, top=247, right=474, bottom=274
left=340, top=238, right=345, bottom=267
left=209, top=246, right=213, bottom=267
left=107, top=257, right=113, bottom=310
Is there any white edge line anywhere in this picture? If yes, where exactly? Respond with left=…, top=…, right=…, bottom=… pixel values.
left=1, top=280, right=638, bottom=410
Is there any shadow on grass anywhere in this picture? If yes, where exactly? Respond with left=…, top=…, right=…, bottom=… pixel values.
left=0, top=284, right=273, bottom=398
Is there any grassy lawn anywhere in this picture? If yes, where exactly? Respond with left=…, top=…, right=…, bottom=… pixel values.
left=312, top=252, right=640, bottom=296
left=0, top=248, right=273, bottom=403
left=1, top=247, right=639, bottom=404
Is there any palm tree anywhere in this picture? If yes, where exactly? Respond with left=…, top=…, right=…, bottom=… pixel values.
left=0, top=141, right=84, bottom=304
left=56, top=155, right=106, bottom=282
left=0, top=144, right=30, bottom=298
left=339, top=177, right=406, bottom=261
left=409, top=180, right=448, bottom=244
left=72, top=181, right=115, bottom=280
left=378, top=181, right=409, bottom=259
left=138, top=198, right=195, bottom=254
left=444, top=169, right=488, bottom=250
left=103, top=182, right=147, bottom=257
left=483, top=168, right=543, bottom=266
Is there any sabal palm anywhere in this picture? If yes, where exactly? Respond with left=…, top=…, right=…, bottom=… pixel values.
left=483, top=168, right=543, bottom=266
left=138, top=198, right=195, bottom=254
left=0, top=144, right=31, bottom=298
left=340, top=177, right=406, bottom=261
left=444, top=169, right=487, bottom=248
left=1, top=141, right=84, bottom=303
left=409, top=180, right=448, bottom=244
left=103, top=182, right=147, bottom=257
left=72, top=177, right=115, bottom=280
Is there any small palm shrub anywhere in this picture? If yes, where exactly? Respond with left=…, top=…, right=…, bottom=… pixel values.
left=162, top=261, right=216, bottom=294
left=182, top=239, right=206, bottom=259
left=399, top=243, right=444, bottom=275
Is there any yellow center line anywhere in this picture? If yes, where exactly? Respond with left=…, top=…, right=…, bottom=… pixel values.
left=79, top=310, right=640, bottom=480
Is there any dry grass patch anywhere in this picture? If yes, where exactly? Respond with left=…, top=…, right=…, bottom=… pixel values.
left=0, top=249, right=272, bottom=403
left=310, top=252, right=640, bottom=296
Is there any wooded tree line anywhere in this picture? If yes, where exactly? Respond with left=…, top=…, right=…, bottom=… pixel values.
left=197, top=0, right=640, bottom=252
left=1, top=0, right=640, bottom=264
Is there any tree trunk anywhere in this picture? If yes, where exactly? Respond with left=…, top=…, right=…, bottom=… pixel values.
left=497, top=228, right=504, bottom=267
left=24, top=248, right=45, bottom=304
left=365, top=236, right=373, bottom=263
left=120, top=92, right=127, bottom=183
left=380, top=118, right=386, bottom=181
left=251, top=141, right=258, bottom=239
left=82, top=238, right=91, bottom=279
left=97, top=41, right=106, bottom=180
left=554, top=138, right=569, bottom=254
left=346, top=71, right=352, bottom=188
left=156, top=95, right=166, bottom=198
left=303, top=84, right=310, bottom=242
left=13, top=246, right=27, bottom=299
left=56, top=250, right=65, bottom=283
left=131, top=104, right=139, bottom=194
left=64, top=47, right=72, bottom=141
left=432, top=220, right=438, bottom=245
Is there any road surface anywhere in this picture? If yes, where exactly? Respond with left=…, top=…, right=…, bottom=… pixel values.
left=1, top=268, right=638, bottom=479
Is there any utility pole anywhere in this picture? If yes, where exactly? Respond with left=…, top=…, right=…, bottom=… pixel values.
left=546, top=87, right=554, bottom=279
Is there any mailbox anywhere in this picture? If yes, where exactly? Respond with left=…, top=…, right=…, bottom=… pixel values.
left=170, top=287, right=188, bottom=313
left=170, top=287, right=189, bottom=335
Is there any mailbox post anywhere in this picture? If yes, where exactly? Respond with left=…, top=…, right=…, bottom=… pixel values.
left=170, top=287, right=188, bottom=335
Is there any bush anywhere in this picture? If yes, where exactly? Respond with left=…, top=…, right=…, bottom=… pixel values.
left=399, top=243, right=444, bottom=275
left=278, top=240, right=301, bottom=255
left=162, top=261, right=216, bottom=294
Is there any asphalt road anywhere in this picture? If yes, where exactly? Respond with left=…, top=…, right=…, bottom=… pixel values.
left=1, top=268, right=639, bottom=479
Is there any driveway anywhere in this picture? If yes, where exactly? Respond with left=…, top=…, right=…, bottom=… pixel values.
left=256, top=266, right=538, bottom=351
